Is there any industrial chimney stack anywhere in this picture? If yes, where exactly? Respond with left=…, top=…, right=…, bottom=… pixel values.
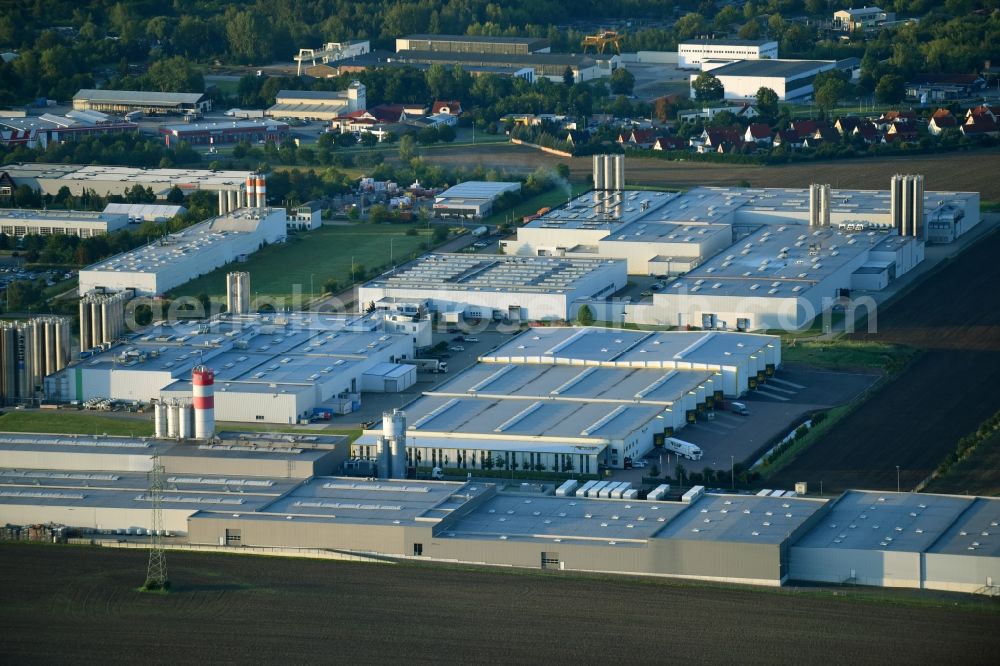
left=192, top=366, right=215, bottom=440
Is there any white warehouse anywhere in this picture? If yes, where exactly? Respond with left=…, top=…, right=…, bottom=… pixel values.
left=678, top=39, right=779, bottom=69
left=44, top=312, right=421, bottom=424
left=695, top=59, right=839, bottom=101
left=358, top=253, right=627, bottom=322
left=78, top=207, right=286, bottom=296
left=353, top=326, right=780, bottom=471
left=0, top=208, right=129, bottom=238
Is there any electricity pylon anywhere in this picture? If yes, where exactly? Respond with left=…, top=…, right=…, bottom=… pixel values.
left=144, top=451, right=169, bottom=591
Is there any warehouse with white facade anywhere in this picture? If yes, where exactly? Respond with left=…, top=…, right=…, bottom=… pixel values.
left=352, top=326, right=779, bottom=472
left=1, top=163, right=254, bottom=198
left=0, top=208, right=129, bottom=238
left=358, top=253, right=627, bottom=322
left=77, top=207, right=286, bottom=296
left=694, top=59, right=839, bottom=101
left=44, top=312, right=419, bottom=425
left=433, top=181, right=522, bottom=218
left=678, top=39, right=779, bottom=69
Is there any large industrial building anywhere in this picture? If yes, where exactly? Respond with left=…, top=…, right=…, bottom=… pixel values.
left=77, top=206, right=286, bottom=296
left=391, top=50, right=612, bottom=84
left=0, top=426, right=996, bottom=593
left=44, top=311, right=423, bottom=424
left=0, top=110, right=137, bottom=149
left=677, top=39, right=779, bottom=69
left=433, top=181, right=521, bottom=218
left=72, top=89, right=211, bottom=115
left=159, top=119, right=289, bottom=147
left=503, top=173, right=980, bottom=330
left=0, top=163, right=255, bottom=199
left=266, top=83, right=366, bottom=121
left=358, top=253, right=627, bottom=322
left=102, top=203, right=186, bottom=223
left=395, top=34, right=550, bottom=55
left=0, top=208, right=129, bottom=238
left=694, top=59, right=840, bottom=101
left=353, top=326, right=780, bottom=472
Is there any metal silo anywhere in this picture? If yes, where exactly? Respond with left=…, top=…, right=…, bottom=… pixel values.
left=154, top=402, right=167, bottom=438
left=592, top=154, right=605, bottom=190
left=166, top=402, right=179, bottom=438
left=192, top=365, right=215, bottom=440
left=178, top=403, right=192, bottom=439
left=79, top=299, right=91, bottom=353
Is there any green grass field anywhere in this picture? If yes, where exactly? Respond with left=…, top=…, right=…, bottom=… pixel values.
left=483, top=182, right=590, bottom=228
left=0, top=411, right=154, bottom=437
left=169, top=224, right=432, bottom=302
left=780, top=339, right=917, bottom=372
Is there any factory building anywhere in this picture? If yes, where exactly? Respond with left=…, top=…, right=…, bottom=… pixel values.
left=677, top=39, right=779, bottom=69
left=396, top=34, right=550, bottom=55
left=287, top=201, right=322, bottom=231
left=694, top=59, right=840, bottom=101
left=789, top=490, right=1000, bottom=594
left=352, top=327, right=779, bottom=471
left=357, top=254, right=627, bottom=322
left=102, top=203, right=186, bottom=223
left=266, top=83, right=366, bottom=121
left=0, top=110, right=137, bottom=149
left=226, top=272, right=251, bottom=315
left=0, top=163, right=255, bottom=199
left=0, top=208, right=129, bottom=238
left=79, top=290, right=132, bottom=353
left=159, top=119, right=289, bottom=147
left=72, top=89, right=211, bottom=115
left=0, top=427, right=995, bottom=593
left=0, top=317, right=70, bottom=405
left=391, top=50, right=611, bottom=84
left=295, top=40, right=370, bottom=76
left=432, top=181, right=522, bottom=218
left=44, top=311, right=421, bottom=425
left=77, top=206, right=286, bottom=296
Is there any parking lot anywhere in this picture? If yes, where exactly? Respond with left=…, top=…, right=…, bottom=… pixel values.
left=607, top=365, right=882, bottom=484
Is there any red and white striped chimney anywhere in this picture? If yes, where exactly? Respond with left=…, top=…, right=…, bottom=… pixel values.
left=255, top=174, right=266, bottom=208
left=192, top=365, right=215, bottom=440
left=245, top=174, right=256, bottom=208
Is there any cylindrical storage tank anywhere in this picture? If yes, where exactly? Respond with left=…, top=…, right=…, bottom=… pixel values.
left=603, top=155, right=613, bottom=191
left=178, top=403, right=192, bottom=439
left=245, top=175, right=256, bottom=208
left=255, top=175, right=266, bottom=208
left=227, top=189, right=237, bottom=212
left=91, top=302, right=103, bottom=348
left=613, top=154, right=624, bottom=191
left=154, top=402, right=167, bottom=438
left=375, top=436, right=389, bottom=479
left=166, top=402, right=179, bottom=438
left=79, top=300, right=91, bottom=353
left=592, top=154, right=605, bottom=190
left=390, top=409, right=406, bottom=479
left=100, top=301, right=110, bottom=348
left=218, top=189, right=226, bottom=215
left=192, top=366, right=215, bottom=439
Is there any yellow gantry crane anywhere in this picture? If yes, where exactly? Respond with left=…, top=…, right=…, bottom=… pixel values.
left=582, top=30, right=623, bottom=55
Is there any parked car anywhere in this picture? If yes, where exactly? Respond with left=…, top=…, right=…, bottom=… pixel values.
left=463, top=336, right=479, bottom=343
left=632, top=460, right=647, bottom=469
left=448, top=345, right=465, bottom=352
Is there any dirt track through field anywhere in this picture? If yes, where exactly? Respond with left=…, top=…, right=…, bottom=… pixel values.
left=769, top=227, right=1000, bottom=493
left=1, top=545, right=997, bottom=664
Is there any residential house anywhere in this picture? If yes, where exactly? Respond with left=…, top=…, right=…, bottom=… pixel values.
left=928, top=110, right=957, bottom=136
left=791, top=119, right=830, bottom=136
left=961, top=114, right=999, bottom=138
left=852, top=121, right=880, bottom=144
left=875, top=110, right=916, bottom=131
left=0, top=170, right=14, bottom=203
left=653, top=136, right=687, bottom=151
left=694, top=125, right=743, bottom=153
left=966, top=105, right=999, bottom=122
left=834, top=116, right=861, bottom=136
left=884, top=121, right=918, bottom=142
left=432, top=101, right=463, bottom=116
left=565, top=129, right=589, bottom=147
left=803, top=127, right=841, bottom=149
left=369, top=104, right=426, bottom=124
left=773, top=129, right=802, bottom=149
left=744, top=123, right=772, bottom=146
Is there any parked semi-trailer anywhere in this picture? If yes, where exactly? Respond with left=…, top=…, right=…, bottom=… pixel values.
left=665, top=437, right=703, bottom=461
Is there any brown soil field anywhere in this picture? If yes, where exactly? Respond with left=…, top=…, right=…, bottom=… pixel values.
left=769, top=227, right=1000, bottom=493
left=1, top=544, right=997, bottom=664
left=424, top=144, right=1000, bottom=202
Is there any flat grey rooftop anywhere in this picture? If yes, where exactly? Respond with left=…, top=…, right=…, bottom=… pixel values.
left=664, top=225, right=875, bottom=299
left=428, top=363, right=715, bottom=406
left=73, top=89, right=206, bottom=104
left=706, top=59, right=836, bottom=78
left=439, top=493, right=689, bottom=544
left=654, top=493, right=827, bottom=544
left=680, top=38, right=777, bottom=47
left=163, top=119, right=288, bottom=132
left=252, top=478, right=491, bottom=526
left=792, top=490, right=975, bottom=553
left=362, top=253, right=622, bottom=294
left=483, top=327, right=777, bottom=367
left=928, top=497, right=1000, bottom=558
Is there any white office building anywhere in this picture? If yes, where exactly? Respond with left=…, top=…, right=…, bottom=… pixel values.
left=678, top=39, right=779, bottom=69
left=0, top=208, right=129, bottom=238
